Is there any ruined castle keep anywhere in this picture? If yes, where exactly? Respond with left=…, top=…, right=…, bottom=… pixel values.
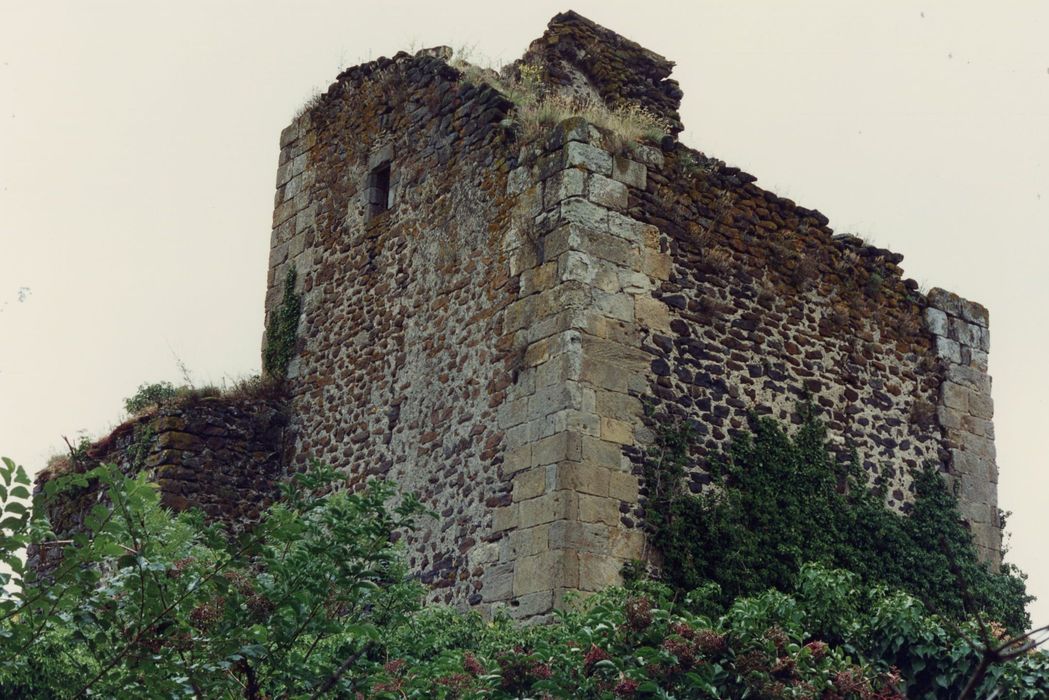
left=38, top=12, right=1001, bottom=619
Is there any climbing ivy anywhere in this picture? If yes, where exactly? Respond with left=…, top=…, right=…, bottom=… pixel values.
left=639, top=407, right=1032, bottom=632
left=263, top=267, right=302, bottom=379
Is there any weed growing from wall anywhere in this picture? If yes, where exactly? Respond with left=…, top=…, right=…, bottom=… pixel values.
left=451, top=53, right=670, bottom=151
left=639, top=407, right=1031, bottom=632
left=124, top=382, right=180, bottom=414
left=263, top=267, right=302, bottom=379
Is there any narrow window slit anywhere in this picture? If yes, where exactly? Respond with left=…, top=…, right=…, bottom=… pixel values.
left=367, top=162, right=391, bottom=219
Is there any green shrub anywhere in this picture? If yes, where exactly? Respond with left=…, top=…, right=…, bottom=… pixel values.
left=2, top=455, right=1046, bottom=698
left=641, top=407, right=1032, bottom=632
left=123, top=380, right=180, bottom=414
left=1, top=457, right=424, bottom=697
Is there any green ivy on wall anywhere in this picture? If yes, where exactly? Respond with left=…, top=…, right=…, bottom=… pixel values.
left=263, top=267, right=302, bottom=379
left=637, top=407, right=1031, bottom=632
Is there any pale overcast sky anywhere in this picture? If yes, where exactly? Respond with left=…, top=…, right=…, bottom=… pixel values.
left=2, top=1, right=1046, bottom=626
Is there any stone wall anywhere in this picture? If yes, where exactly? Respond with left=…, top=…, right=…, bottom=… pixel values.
left=31, top=393, right=287, bottom=571
left=479, top=119, right=669, bottom=618
left=266, top=42, right=682, bottom=619
left=927, top=289, right=999, bottom=564
left=517, top=10, right=684, bottom=134
left=620, top=142, right=1000, bottom=563
left=263, top=12, right=1003, bottom=617
left=266, top=49, right=524, bottom=610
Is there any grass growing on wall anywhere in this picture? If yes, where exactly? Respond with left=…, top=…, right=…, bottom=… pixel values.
left=451, top=54, right=670, bottom=150
left=637, top=407, right=1031, bottom=633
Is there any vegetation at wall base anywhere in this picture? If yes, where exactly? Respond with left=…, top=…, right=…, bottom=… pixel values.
left=638, top=405, right=1031, bottom=633
left=2, top=416, right=1045, bottom=697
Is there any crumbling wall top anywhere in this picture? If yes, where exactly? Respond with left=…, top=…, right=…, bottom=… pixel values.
left=519, top=11, right=684, bottom=134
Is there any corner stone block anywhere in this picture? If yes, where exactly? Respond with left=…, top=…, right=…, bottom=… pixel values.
left=595, top=390, right=644, bottom=422
left=936, top=405, right=963, bottom=431
left=536, top=280, right=592, bottom=316
left=528, top=381, right=584, bottom=421
left=577, top=493, right=622, bottom=527
left=927, top=288, right=963, bottom=317
left=640, top=249, right=672, bottom=280
left=609, top=528, right=645, bottom=560
left=504, top=525, right=550, bottom=560
left=501, top=445, right=532, bottom=478
left=924, top=306, right=949, bottom=336
left=561, top=197, right=610, bottom=231
left=504, top=296, right=537, bottom=332
left=506, top=590, right=555, bottom=620
left=536, top=354, right=585, bottom=389
left=635, top=295, right=672, bottom=333
left=612, top=155, right=646, bottom=189
left=588, top=174, right=629, bottom=210
left=549, top=520, right=613, bottom=555
left=546, top=116, right=591, bottom=150
left=531, top=430, right=584, bottom=467
left=959, top=431, right=997, bottom=462
left=543, top=224, right=634, bottom=268
left=593, top=289, right=635, bottom=323
left=279, top=121, right=301, bottom=148
left=564, top=141, right=613, bottom=176
left=578, top=551, right=624, bottom=592
left=968, top=392, right=994, bottom=420
left=558, top=250, right=597, bottom=285
left=498, top=398, right=529, bottom=429
left=581, top=435, right=628, bottom=468
left=492, top=504, right=519, bottom=532
left=935, top=337, right=962, bottom=364
left=519, top=490, right=577, bottom=528
left=940, top=381, right=968, bottom=412
left=959, top=298, right=990, bottom=327
left=946, top=364, right=991, bottom=394
left=514, top=550, right=579, bottom=596
left=512, top=467, right=548, bottom=502
left=581, top=357, right=630, bottom=393
left=481, top=562, right=514, bottom=602
left=507, top=165, right=533, bottom=196
left=520, top=261, right=559, bottom=296
left=608, top=470, right=640, bottom=501
left=552, top=461, right=612, bottom=497
left=950, top=317, right=990, bottom=351
left=467, top=542, right=500, bottom=569
left=544, top=168, right=586, bottom=209
left=599, top=416, right=634, bottom=445
left=632, top=144, right=665, bottom=168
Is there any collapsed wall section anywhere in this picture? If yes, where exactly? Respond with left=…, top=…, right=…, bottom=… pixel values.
left=31, top=394, right=287, bottom=571
left=518, top=11, right=684, bottom=134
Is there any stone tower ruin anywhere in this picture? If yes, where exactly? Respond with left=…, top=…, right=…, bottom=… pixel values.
left=31, top=11, right=1001, bottom=619
left=263, top=11, right=1002, bottom=619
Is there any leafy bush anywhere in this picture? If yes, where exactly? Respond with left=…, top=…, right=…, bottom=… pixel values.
left=640, top=408, right=1032, bottom=632
left=2, top=456, right=1047, bottom=697
left=1, top=457, right=424, bottom=697
left=339, top=566, right=1049, bottom=699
